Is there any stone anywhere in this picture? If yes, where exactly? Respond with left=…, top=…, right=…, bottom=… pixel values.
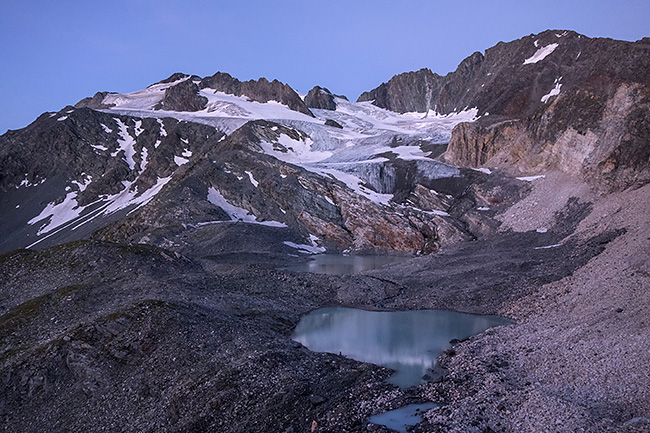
left=309, top=394, right=326, bottom=405
left=324, top=119, right=343, bottom=129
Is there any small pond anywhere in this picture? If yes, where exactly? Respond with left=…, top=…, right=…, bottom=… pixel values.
left=292, top=307, right=510, bottom=388
left=368, top=403, right=438, bottom=433
left=280, top=254, right=409, bottom=275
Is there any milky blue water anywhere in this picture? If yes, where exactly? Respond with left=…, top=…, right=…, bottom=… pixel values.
left=292, top=307, right=509, bottom=388
left=368, top=403, right=438, bottom=433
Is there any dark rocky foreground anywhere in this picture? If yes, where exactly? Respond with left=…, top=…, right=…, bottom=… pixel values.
left=2, top=182, right=647, bottom=432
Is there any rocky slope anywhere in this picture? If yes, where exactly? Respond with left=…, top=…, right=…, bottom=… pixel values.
left=2, top=70, right=491, bottom=256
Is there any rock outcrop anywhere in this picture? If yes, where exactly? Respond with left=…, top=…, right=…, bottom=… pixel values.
left=304, top=86, right=337, bottom=110
left=154, top=79, right=208, bottom=112
left=324, top=119, right=343, bottom=128
left=0, top=107, right=223, bottom=253
left=199, top=72, right=314, bottom=117
left=75, top=92, right=116, bottom=109
left=359, top=30, right=650, bottom=118
left=442, top=81, right=650, bottom=191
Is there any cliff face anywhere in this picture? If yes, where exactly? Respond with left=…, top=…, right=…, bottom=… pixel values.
left=360, top=31, right=650, bottom=191
left=443, top=82, right=650, bottom=191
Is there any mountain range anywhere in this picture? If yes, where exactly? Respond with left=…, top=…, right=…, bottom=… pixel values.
left=0, top=30, right=649, bottom=432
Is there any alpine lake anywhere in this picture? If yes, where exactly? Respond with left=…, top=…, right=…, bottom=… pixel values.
left=285, top=254, right=511, bottom=431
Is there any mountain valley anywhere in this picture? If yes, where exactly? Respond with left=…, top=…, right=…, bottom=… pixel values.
left=1, top=30, right=649, bottom=432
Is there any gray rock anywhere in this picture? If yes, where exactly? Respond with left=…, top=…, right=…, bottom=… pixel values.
left=324, top=119, right=343, bottom=128
left=154, top=79, right=207, bottom=112
left=304, top=86, right=337, bottom=110
left=199, top=72, right=314, bottom=117
left=75, top=92, right=116, bottom=109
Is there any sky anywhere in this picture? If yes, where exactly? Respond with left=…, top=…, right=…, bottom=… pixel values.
left=1, top=0, right=649, bottom=134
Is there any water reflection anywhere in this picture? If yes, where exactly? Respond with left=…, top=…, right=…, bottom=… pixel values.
left=280, top=254, right=409, bottom=275
left=293, top=307, right=509, bottom=388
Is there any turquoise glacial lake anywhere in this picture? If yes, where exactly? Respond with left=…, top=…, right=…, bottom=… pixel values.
left=292, top=307, right=510, bottom=388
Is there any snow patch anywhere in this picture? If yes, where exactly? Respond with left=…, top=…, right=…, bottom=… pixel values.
left=100, top=123, right=113, bottom=133
left=260, top=134, right=332, bottom=164
left=283, top=234, right=326, bottom=254
left=57, top=116, right=68, bottom=121
left=91, top=144, right=108, bottom=152
left=119, top=177, right=172, bottom=215
left=174, top=156, right=189, bottom=166
left=112, top=119, right=138, bottom=170
left=246, top=171, right=259, bottom=187
left=541, top=78, right=562, bottom=103
left=207, top=187, right=286, bottom=227
left=472, top=167, right=492, bottom=174
left=535, top=244, right=562, bottom=250
left=28, top=191, right=83, bottom=235
left=536, top=227, right=548, bottom=233
left=27, top=176, right=172, bottom=247
left=17, top=177, right=47, bottom=188
left=140, top=147, right=149, bottom=172
left=157, top=118, right=167, bottom=136
left=516, top=175, right=546, bottom=182
left=134, top=120, right=144, bottom=136
left=523, top=43, right=559, bottom=65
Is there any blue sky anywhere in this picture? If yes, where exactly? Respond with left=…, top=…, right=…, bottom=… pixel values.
left=1, top=0, right=648, bottom=133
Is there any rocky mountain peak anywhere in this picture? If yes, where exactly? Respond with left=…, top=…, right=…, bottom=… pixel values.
left=304, top=86, right=337, bottom=110
left=154, top=78, right=208, bottom=112
left=199, top=72, right=315, bottom=117
left=75, top=92, right=117, bottom=110
left=357, top=30, right=650, bottom=192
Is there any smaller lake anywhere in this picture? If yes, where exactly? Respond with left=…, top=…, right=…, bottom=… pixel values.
left=280, top=254, right=409, bottom=275
left=368, top=403, right=438, bottom=433
left=292, top=307, right=510, bottom=388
